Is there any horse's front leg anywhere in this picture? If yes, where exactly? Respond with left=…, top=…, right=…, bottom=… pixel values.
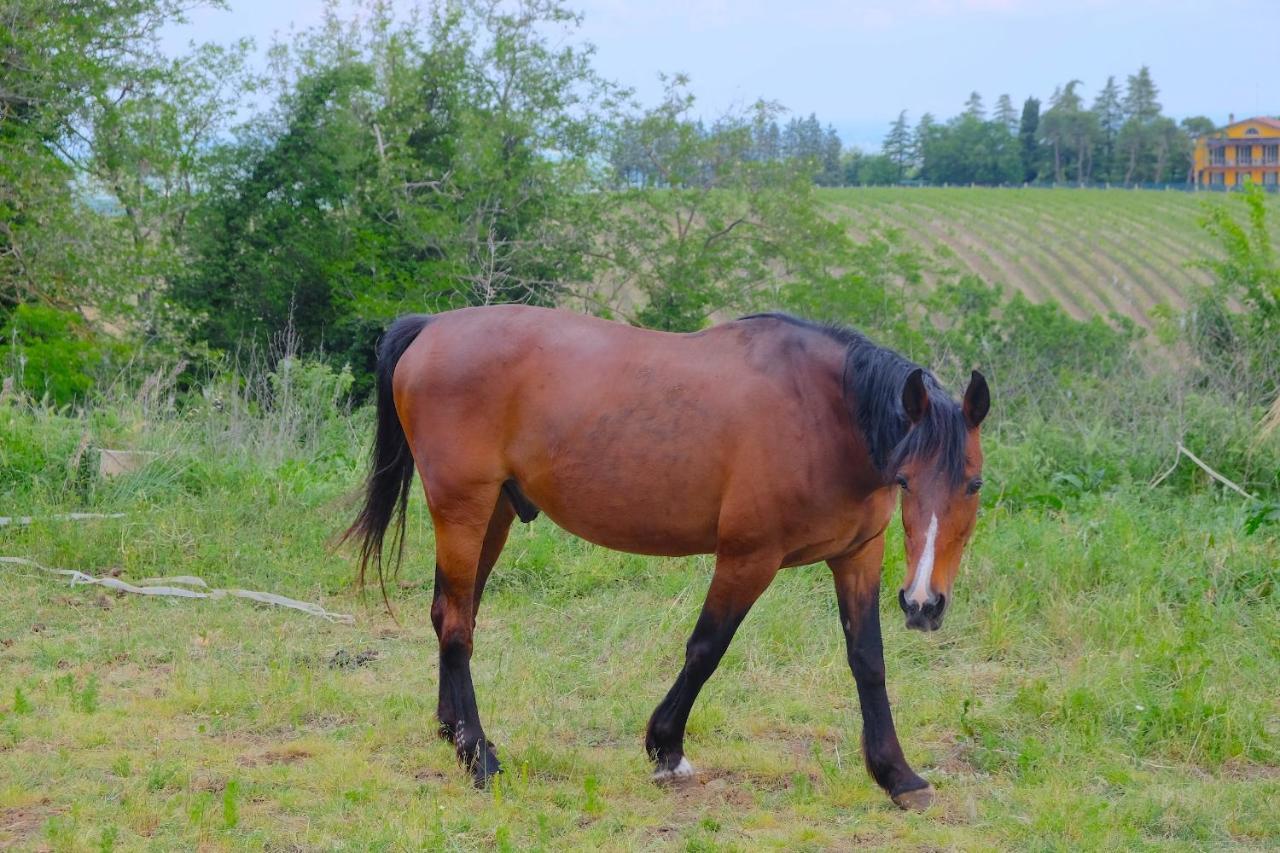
left=829, top=538, right=933, bottom=810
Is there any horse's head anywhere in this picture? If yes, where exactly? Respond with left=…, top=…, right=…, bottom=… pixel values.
left=893, top=369, right=990, bottom=632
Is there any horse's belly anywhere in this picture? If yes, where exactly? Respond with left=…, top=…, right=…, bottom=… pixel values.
left=542, top=507, right=718, bottom=557
left=516, top=463, right=722, bottom=557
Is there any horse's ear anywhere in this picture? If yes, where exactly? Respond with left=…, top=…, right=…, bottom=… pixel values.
left=901, top=368, right=929, bottom=425
left=964, top=370, right=990, bottom=428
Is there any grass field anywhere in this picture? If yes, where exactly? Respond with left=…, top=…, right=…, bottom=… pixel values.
left=2, top=399, right=1278, bottom=851
left=823, top=187, right=1280, bottom=327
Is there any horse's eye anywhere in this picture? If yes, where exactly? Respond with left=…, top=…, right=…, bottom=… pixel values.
left=966, top=478, right=983, bottom=495
left=895, top=474, right=908, bottom=490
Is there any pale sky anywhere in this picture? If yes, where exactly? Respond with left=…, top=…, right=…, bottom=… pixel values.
left=162, top=0, right=1280, bottom=150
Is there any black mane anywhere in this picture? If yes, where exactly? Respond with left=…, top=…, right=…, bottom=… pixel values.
left=739, top=313, right=969, bottom=484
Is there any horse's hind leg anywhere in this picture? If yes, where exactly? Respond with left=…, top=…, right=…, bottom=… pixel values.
left=645, top=551, right=779, bottom=781
left=829, top=538, right=932, bottom=810
left=433, top=492, right=515, bottom=742
left=427, top=481, right=506, bottom=786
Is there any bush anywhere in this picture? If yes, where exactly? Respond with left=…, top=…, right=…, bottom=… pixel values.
left=2, top=304, right=123, bottom=405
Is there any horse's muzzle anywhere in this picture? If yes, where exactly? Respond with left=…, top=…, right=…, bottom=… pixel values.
left=899, top=589, right=946, bottom=632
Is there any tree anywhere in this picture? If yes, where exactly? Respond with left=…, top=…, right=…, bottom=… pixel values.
left=1180, top=116, right=1217, bottom=183
left=177, top=0, right=615, bottom=383
left=882, top=110, right=912, bottom=180
left=1040, top=81, right=1096, bottom=183
left=1018, top=97, right=1041, bottom=182
left=1091, top=76, right=1123, bottom=182
left=84, top=41, right=258, bottom=332
left=963, top=91, right=985, bottom=121
left=994, top=94, right=1018, bottom=133
left=1039, top=85, right=1068, bottom=182
left=1123, top=66, right=1161, bottom=123
left=0, top=0, right=217, bottom=313
left=1118, top=65, right=1163, bottom=183
left=1150, top=116, right=1185, bottom=184
left=913, top=112, right=936, bottom=172
left=817, top=124, right=844, bottom=186
left=1191, top=184, right=1280, bottom=401
left=847, top=152, right=899, bottom=185
left=591, top=83, right=853, bottom=331
left=917, top=113, right=1020, bottom=186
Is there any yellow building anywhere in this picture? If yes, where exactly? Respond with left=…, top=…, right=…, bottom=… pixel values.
left=1194, top=116, right=1280, bottom=188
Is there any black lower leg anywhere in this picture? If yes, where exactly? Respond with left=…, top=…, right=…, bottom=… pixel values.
left=645, top=608, right=743, bottom=774
left=430, top=566, right=457, bottom=741
left=838, top=584, right=928, bottom=797
left=439, top=638, right=501, bottom=785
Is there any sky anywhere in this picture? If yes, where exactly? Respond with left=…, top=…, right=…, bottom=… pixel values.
left=161, top=0, right=1280, bottom=151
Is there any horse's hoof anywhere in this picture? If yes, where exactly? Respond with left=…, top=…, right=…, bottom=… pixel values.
left=462, top=740, right=502, bottom=788
left=652, top=756, right=696, bottom=784
left=469, top=752, right=502, bottom=788
left=891, top=783, right=935, bottom=811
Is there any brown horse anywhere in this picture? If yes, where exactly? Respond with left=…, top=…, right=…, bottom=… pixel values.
left=344, top=305, right=989, bottom=810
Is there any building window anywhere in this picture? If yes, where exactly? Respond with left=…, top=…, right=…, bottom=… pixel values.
left=1237, top=145, right=1253, bottom=165
left=1245, top=127, right=1260, bottom=135
left=1211, top=172, right=1225, bottom=186
left=1265, top=172, right=1278, bottom=187
left=1211, top=147, right=1226, bottom=166
left=1264, top=144, right=1279, bottom=165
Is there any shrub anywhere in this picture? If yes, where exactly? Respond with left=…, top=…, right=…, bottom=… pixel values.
left=2, top=304, right=122, bottom=405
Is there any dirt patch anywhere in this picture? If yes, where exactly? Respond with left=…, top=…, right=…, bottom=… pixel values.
left=0, top=800, right=64, bottom=844
left=1218, top=760, right=1280, bottom=781
left=328, top=648, right=379, bottom=669
left=933, top=733, right=982, bottom=777
left=238, top=745, right=313, bottom=767
left=663, top=768, right=771, bottom=811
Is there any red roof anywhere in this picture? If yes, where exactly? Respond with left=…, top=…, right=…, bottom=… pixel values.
left=1226, top=116, right=1280, bottom=131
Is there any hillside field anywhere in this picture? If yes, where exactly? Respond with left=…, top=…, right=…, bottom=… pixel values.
left=823, top=187, right=1280, bottom=327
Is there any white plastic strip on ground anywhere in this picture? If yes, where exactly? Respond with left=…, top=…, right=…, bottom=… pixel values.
left=0, top=512, right=128, bottom=527
left=0, top=556, right=355, bottom=624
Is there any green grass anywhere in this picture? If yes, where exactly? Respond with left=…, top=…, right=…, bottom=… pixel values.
left=1, top=401, right=1278, bottom=851
left=822, top=187, right=1280, bottom=327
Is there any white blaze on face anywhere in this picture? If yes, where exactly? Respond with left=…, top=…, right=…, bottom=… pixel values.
left=905, top=513, right=939, bottom=607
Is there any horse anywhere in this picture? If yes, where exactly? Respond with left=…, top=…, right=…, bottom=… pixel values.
left=343, top=304, right=989, bottom=811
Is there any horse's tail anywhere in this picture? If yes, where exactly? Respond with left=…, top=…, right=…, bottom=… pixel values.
left=341, top=314, right=432, bottom=609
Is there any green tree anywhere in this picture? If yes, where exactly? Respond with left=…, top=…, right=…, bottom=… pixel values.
left=1118, top=65, right=1162, bottom=183
left=84, top=40, right=258, bottom=333
left=1179, top=116, right=1217, bottom=183
left=963, top=91, right=985, bottom=121
left=1091, top=75, right=1123, bottom=182
left=857, top=153, right=902, bottom=185
left=1018, top=97, right=1041, bottom=182
left=0, top=0, right=216, bottom=312
left=177, top=0, right=612, bottom=383
left=1040, top=81, right=1095, bottom=183
left=994, top=94, right=1018, bottom=133
left=591, top=83, right=852, bottom=331
left=1190, top=184, right=1280, bottom=400
left=917, top=113, right=1020, bottom=186
left=882, top=110, right=912, bottom=180
left=913, top=112, right=936, bottom=173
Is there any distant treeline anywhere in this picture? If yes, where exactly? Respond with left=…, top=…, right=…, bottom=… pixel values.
left=888, top=68, right=1218, bottom=187
left=613, top=67, right=1226, bottom=188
